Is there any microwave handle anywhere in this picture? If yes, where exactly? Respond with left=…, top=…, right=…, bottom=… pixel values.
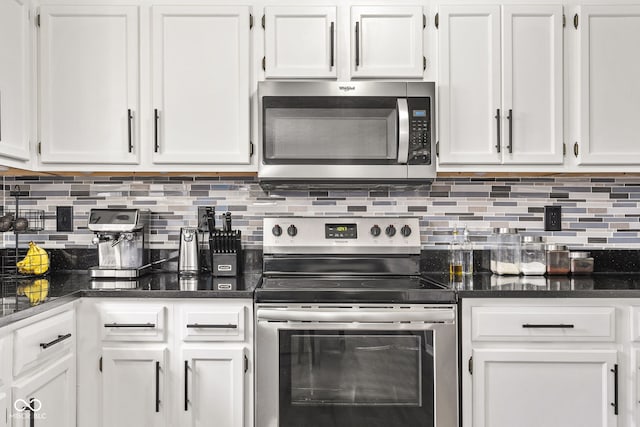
left=397, top=98, right=409, bottom=164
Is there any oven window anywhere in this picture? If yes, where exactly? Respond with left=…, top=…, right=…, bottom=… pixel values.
left=263, top=97, right=398, bottom=164
left=279, top=330, right=434, bottom=427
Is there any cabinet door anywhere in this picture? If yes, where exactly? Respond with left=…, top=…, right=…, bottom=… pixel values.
left=351, top=6, right=424, bottom=78
left=11, top=354, right=75, bottom=427
left=578, top=5, right=640, bottom=165
left=0, top=0, right=30, bottom=163
left=502, top=5, right=563, bottom=164
left=264, top=6, right=336, bottom=79
left=151, top=6, right=250, bottom=164
left=437, top=5, right=501, bottom=164
left=102, top=348, right=167, bottom=427
left=472, top=348, right=617, bottom=427
left=39, top=5, right=139, bottom=164
left=181, top=347, right=245, bottom=427
left=0, top=386, right=8, bottom=427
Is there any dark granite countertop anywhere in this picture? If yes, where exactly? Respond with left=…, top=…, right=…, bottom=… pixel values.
left=9, top=254, right=640, bottom=328
left=424, top=272, right=640, bottom=298
left=0, top=270, right=261, bottom=328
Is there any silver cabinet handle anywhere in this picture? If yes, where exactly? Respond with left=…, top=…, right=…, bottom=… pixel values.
left=396, top=98, right=409, bottom=164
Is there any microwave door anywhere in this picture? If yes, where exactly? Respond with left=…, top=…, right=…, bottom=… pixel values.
left=397, top=98, right=410, bottom=164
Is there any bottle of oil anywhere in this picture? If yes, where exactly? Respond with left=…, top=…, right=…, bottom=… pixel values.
left=449, top=227, right=463, bottom=278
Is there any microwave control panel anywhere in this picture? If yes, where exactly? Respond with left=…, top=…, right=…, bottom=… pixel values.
left=407, top=97, right=431, bottom=165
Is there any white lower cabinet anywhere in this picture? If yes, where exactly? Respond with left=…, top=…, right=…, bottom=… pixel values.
left=472, top=348, right=617, bottom=427
left=0, top=387, right=8, bottom=427
left=180, top=348, right=246, bottom=427
left=462, top=299, right=621, bottom=427
left=0, top=335, right=10, bottom=427
left=77, top=298, right=253, bottom=427
left=101, top=348, right=167, bottom=427
left=11, top=354, right=75, bottom=427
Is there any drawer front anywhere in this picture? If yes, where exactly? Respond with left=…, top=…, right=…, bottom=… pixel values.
left=472, top=306, right=615, bottom=342
left=100, top=303, right=167, bottom=342
left=179, top=304, right=246, bottom=342
left=13, top=310, right=75, bottom=377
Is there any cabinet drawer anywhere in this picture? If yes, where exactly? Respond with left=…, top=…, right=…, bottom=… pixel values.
left=13, top=310, right=75, bottom=377
left=179, top=304, right=246, bottom=342
left=99, top=303, right=167, bottom=342
left=471, top=306, right=615, bottom=342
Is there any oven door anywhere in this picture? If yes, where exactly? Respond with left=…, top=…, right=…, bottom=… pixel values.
left=256, top=305, right=458, bottom=427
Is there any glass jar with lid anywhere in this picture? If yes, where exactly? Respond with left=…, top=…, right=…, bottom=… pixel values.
left=520, top=236, right=546, bottom=275
left=490, top=228, right=520, bottom=275
left=569, top=251, right=594, bottom=274
left=546, top=244, right=570, bottom=275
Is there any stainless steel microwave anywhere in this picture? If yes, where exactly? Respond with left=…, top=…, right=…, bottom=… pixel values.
left=258, top=81, right=436, bottom=186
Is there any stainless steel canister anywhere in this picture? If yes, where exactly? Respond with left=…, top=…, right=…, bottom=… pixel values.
left=178, top=227, right=200, bottom=275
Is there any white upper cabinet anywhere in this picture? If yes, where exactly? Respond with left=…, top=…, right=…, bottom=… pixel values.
left=151, top=6, right=250, bottom=165
left=0, top=0, right=31, bottom=164
left=264, top=6, right=336, bottom=79
left=577, top=5, right=640, bottom=165
left=438, top=4, right=563, bottom=166
left=39, top=5, right=139, bottom=164
left=438, top=5, right=501, bottom=164
left=502, top=5, right=563, bottom=164
left=263, top=5, right=424, bottom=80
left=351, top=6, right=424, bottom=78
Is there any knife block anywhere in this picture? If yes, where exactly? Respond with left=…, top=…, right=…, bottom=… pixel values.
left=209, top=230, right=242, bottom=277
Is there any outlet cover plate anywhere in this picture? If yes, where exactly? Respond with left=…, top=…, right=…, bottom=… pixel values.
left=56, top=206, right=73, bottom=232
left=544, top=205, right=562, bottom=231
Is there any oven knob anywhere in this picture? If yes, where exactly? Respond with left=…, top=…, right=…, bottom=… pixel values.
left=287, top=225, right=298, bottom=237
left=385, top=225, right=396, bottom=237
left=370, top=225, right=381, bottom=237
left=401, top=225, right=412, bottom=237
left=272, top=225, right=282, bottom=237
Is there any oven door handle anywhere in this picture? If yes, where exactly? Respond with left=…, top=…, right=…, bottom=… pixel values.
left=256, top=308, right=454, bottom=323
left=397, top=98, right=410, bottom=164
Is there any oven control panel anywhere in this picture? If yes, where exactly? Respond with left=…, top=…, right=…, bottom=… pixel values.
left=264, top=217, right=421, bottom=254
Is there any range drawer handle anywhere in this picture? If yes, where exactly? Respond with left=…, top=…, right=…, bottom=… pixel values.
left=104, top=323, right=156, bottom=328
left=522, top=324, right=575, bottom=329
left=40, top=333, right=72, bottom=349
left=186, top=323, right=237, bottom=329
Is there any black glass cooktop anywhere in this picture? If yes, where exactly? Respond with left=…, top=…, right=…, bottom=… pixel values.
left=257, top=275, right=455, bottom=303
left=262, top=275, right=445, bottom=290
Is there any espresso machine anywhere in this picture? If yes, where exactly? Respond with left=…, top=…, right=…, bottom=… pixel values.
left=88, top=208, right=151, bottom=278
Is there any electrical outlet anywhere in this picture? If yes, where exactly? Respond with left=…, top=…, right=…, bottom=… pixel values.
left=56, top=206, right=73, bottom=232
left=544, top=205, right=562, bottom=231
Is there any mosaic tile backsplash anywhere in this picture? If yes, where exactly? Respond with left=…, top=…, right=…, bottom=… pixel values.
left=3, top=175, right=640, bottom=250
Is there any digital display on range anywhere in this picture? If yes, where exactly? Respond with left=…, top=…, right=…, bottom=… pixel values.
left=325, top=223, right=357, bottom=239
left=413, top=110, right=427, bottom=117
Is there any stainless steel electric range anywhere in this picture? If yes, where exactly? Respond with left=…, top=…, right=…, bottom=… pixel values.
left=256, top=217, right=458, bottom=427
